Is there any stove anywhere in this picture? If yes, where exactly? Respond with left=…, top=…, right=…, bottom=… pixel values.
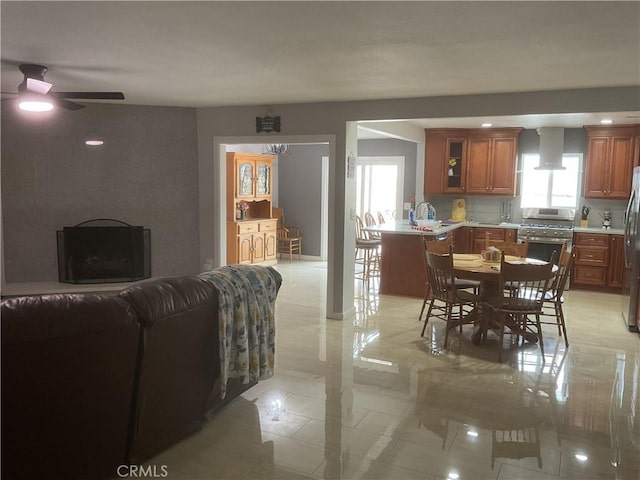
left=518, top=208, right=575, bottom=261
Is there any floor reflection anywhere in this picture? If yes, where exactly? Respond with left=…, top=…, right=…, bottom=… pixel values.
left=140, top=261, right=639, bottom=479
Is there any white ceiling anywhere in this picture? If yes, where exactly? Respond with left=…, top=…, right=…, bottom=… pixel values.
left=2, top=1, right=639, bottom=134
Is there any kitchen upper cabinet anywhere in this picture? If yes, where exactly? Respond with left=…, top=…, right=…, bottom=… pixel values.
left=584, top=125, right=639, bottom=199
left=465, top=138, right=491, bottom=194
left=424, top=130, right=447, bottom=195
left=424, top=128, right=522, bottom=196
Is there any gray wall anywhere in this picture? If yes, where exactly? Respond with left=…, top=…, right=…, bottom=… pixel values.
left=1, top=103, right=200, bottom=282
left=358, top=138, right=418, bottom=218
left=277, top=144, right=328, bottom=257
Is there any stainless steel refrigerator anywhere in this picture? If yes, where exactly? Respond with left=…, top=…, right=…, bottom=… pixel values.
left=622, top=166, right=640, bottom=333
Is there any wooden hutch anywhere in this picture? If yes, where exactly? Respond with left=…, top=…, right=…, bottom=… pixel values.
left=226, top=152, right=278, bottom=265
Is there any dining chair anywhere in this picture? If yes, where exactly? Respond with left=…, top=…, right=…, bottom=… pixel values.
left=486, top=233, right=529, bottom=258
left=273, top=207, right=303, bottom=262
left=539, top=242, right=574, bottom=347
left=355, top=214, right=381, bottom=291
left=486, top=234, right=529, bottom=296
left=418, top=235, right=480, bottom=323
left=483, top=252, right=556, bottom=362
left=377, top=211, right=386, bottom=225
left=421, top=244, right=480, bottom=348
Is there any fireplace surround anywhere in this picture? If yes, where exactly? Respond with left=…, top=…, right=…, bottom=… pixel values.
left=57, top=219, right=151, bottom=284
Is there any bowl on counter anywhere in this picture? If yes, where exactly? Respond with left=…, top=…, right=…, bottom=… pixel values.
left=416, top=220, right=443, bottom=229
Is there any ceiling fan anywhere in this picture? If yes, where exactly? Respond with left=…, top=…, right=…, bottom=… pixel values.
left=1, top=63, right=125, bottom=112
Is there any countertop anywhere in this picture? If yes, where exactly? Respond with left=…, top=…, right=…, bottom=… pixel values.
left=573, top=226, right=624, bottom=235
left=364, top=220, right=626, bottom=237
left=363, top=220, right=520, bottom=236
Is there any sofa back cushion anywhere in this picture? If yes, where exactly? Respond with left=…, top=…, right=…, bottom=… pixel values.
left=1, top=293, right=139, bottom=480
left=119, top=276, right=219, bottom=463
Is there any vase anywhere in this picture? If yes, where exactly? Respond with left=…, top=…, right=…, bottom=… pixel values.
left=448, top=168, right=454, bottom=176
left=241, top=211, right=247, bottom=220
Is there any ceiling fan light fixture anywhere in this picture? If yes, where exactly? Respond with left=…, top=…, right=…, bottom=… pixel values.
left=85, top=140, right=104, bottom=146
left=18, top=93, right=54, bottom=112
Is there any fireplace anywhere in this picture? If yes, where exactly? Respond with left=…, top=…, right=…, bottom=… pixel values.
left=57, top=219, right=151, bottom=284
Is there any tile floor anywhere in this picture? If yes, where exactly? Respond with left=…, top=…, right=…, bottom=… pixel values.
left=144, top=260, right=640, bottom=480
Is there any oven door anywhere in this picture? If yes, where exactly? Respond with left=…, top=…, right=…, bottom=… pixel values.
left=521, top=236, right=570, bottom=262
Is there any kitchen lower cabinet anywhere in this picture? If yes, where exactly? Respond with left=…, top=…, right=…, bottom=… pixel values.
left=472, top=227, right=514, bottom=254
left=572, top=232, right=623, bottom=291
left=607, top=234, right=625, bottom=288
left=452, top=226, right=473, bottom=253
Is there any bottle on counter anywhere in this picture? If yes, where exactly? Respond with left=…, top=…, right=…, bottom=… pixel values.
left=409, top=208, right=415, bottom=225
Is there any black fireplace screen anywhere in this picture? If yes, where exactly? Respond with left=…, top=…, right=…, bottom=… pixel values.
left=57, top=219, right=151, bottom=284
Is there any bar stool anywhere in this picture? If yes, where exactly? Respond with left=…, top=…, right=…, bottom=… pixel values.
left=355, top=215, right=381, bottom=291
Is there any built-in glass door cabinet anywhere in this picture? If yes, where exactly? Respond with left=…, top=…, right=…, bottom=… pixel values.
left=445, top=138, right=466, bottom=192
left=584, top=125, right=639, bottom=199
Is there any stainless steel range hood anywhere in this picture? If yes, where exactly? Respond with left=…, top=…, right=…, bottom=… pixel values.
left=535, top=127, right=566, bottom=170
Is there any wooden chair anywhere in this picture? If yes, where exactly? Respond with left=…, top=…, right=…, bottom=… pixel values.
left=364, top=211, right=381, bottom=239
left=418, top=235, right=480, bottom=323
left=486, top=233, right=529, bottom=258
left=355, top=215, right=381, bottom=291
left=377, top=211, right=386, bottom=225
left=539, top=242, right=574, bottom=347
left=421, top=244, right=480, bottom=348
left=273, top=207, right=302, bottom=262
left=486, top=234, right=529, bottom=295
left=483, top=252, right=557, bottom=362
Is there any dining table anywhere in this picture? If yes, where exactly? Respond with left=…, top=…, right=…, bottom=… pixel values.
left=452, top=253, right=554, bottom=344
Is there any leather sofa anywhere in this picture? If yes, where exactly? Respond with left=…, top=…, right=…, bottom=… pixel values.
left=1, top=293, right=140, bottom=480
left=1, top=267, right=281, bottom=480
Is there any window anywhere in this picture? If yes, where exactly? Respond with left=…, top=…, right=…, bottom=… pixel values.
left=356, top=156, right=404, bottom=221
left=520, top=154, right=582, bottom=208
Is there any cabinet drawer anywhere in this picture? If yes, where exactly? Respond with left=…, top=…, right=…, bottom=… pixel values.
left=573, top=265, right=607, bottom=285
left=574, top=232, right=608, bottom=246
left=575, top=246, right=608, bottom=265
left=259, top=219, right=277, bottom=232
left=474, top=227, right=504, bottom=241
left=237, top=222, right=259, bottom=234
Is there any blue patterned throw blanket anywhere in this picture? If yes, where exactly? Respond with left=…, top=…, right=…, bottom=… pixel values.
left=198, top=265, right=282, bottom=398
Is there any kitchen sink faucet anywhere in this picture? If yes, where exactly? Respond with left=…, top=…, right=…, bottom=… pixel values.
left=415, top=202, right=436, bottom=220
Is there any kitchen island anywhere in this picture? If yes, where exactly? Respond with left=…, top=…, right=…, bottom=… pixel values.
left=363, top=221, right=461, bottom=297
left=364, top=220, right=523, bottom=297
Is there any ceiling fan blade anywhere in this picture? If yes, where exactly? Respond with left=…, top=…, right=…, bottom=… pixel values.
left=50, top=96, right=86, bottom=111
left=26, top=78, right=52, bottom=94
left=50, top=92, right=125, bottom=100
